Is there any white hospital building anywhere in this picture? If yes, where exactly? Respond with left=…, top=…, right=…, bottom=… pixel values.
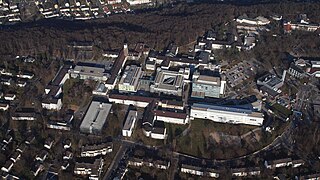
left=190, top=103, right=264, bottom=126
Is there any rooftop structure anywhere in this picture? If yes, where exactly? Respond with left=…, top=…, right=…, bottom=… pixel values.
left=191, top=70, right=226, bottom=98
left=257, top=71, right=286, bottom=95
left=190, top=103, right=264, bottom=126
left=127, top=0, right=151, bottom=5
left=69, top=62, right=109, bottom=81
left=79, top=100, right=112, bottom=134
left=118, top=65, right=143, bottom=93
left=150, top=68, right=188, bottom=96
left=74, top=158, right=104, bottom=179
left=105, top=46, right=128, bottom=89
left=122, top=110, right=138, bottom=137
left=42, top=65, right=71, bottom=110
left=180, top=164, right=220, bottom=178
left=81, top=142, right=113, bottom=157
left=11, top=109, right=37, bottom=121
left=236, top=16, right=270, bottom=26
left=108, top=93, right=158, bottom=108
left=92, top=83, right=108, bottom=96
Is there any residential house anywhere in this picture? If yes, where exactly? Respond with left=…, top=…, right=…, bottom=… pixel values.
left=10, top=151, right=21, bottom=163
left=36, top=150, right=48, bottom=162
left=264, top=158, right=293, bottom=169
left=0, top=102, right=9, bottom=111
left=31, top=161, right=44, bottom=176
left=4, top=93, right=16, bottom=101
left=44, top=137, right=54, bottom=150
left=231, top=167, right=261, bottom=177
left=180, top=164, right=219, bottom=178
left=63, top=150, right=73, bottom=160
left=11, top=109, right=37, bottom=121
left=1, top=160, right=14, bottom=173
left=63, top=139, right=72, bottom=149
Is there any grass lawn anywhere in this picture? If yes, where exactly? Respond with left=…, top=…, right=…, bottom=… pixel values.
left=175, top=119, right=259, bottom=159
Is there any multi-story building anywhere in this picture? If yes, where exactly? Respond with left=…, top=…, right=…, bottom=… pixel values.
left=79, top=100, right=112, bottom=134
left=69, top=62, right=109, bottom=81
left=118, top=65, right=143, bottom=93
left=150, top=68, right=189, bottom=96
left=191, top=70, right=226, bottom=98
left=190, top=103, right=264, bottom=126
left=180, top=164, right=220, bottom=178
left=81, top=143, right=113, bottom=157
left=42, top=65, right=71, bottom=110
left=74, top=158, right=104, bottom=180
left=122, top=110, right=138, bottom=137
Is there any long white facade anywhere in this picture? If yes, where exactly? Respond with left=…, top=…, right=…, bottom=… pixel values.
left=190, top=103, right=264, bottom=126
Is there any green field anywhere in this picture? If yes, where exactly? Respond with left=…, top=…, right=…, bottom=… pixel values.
left=175, top=119, right=258, bottom=159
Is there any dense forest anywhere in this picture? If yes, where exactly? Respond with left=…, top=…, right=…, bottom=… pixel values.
left=0, top=1, right=320, bottom=58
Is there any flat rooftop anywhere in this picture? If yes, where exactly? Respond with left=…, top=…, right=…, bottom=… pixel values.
left=123, top=110, right=137, bottom=131
left=80, top=101, right=112, bottom=134
left=192, top=103, right=263, bottom=117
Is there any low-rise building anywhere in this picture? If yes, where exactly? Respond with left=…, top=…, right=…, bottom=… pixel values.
left=63, top=139, right=72, bottom=149
left=42, top=65, right=71, bottom=110
left=11, top=109, right=37, bottom=121
left=257, top=71, right=286, bottom=94
left=0, top=102, right=9, bottom=111
left=153, top=109, right=188, bottom=124
left=44, top=137, right=54, bottom=150
left=79, top=100, right=112, bottom=134
left=190, top=103, right=264, bottom=126
left=180, top=164, right=219, bottom=178
left=74, top=158, right=104, bottom=180
left=63, top=150, right=73, bottom=160
left=31, top=161, right=44, bottom=176
left=92, top=83, right=108, bottom=96
left=81, top=142, right=113, bottom=157
left=127, top=157, right=170, bottom=170
left=4, top=93, right=16, bottom=101
left=127, top=0, right=151, bottom=5
left=122, top=110, right=138, bottom=137
left=36, top=150, right=48, bottom=162
left=1, top=160, right=14, bottom=173
left=231, top=167, right=261, bottom=177
left=10, top=151, right=21, bottom=163
left=70, top=62, right=109, bottom=81
left=47, top=113, right=74, bottom=131
left=108, top=93, right=157, bottom=108
left=264, top=158, right=293, bottom=169
left=236, top=15, right=270, bottom=26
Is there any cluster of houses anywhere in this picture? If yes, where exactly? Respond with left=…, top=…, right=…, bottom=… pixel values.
left=0, top=67, right=34, bottom=111
left=0, top=0, right=152, bottom=24
left=283, top=14, right=320, bottom=33
left=0, top=134, right=37, bottom=178
left=118, top=152, right=308, bottom=179
left=73, top=141, right=113, bottom=179
left=0, top=0, right=21, bottom=24
left=288, top=57, right=320, bottom=79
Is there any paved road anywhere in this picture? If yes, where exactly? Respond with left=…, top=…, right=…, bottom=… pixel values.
left=103, top=143, right=126, bottom=180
